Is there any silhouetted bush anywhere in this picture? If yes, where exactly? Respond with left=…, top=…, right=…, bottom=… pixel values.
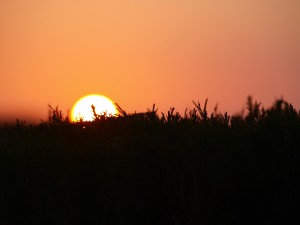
left=0, top=97, right=299, bottom=225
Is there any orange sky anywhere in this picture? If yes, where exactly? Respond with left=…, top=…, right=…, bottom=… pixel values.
left=1, top=0, right=300, bottom=123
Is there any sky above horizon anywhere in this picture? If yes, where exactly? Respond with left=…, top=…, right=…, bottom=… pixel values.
left=1, top=0, right=300, bottom=123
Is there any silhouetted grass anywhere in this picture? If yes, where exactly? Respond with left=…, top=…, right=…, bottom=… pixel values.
left=0, top=97, right=300, bottom=225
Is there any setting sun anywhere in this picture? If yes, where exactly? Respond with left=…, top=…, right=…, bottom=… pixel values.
left=71, top=95, right=117, bottom=122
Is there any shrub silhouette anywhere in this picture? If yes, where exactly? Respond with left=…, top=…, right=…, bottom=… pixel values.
left=0, top=97, right=299, bottom=225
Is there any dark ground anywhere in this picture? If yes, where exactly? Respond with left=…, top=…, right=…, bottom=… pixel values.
left=1, top=99, right=300, bottom=225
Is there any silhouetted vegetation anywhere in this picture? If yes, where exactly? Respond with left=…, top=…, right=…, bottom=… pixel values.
left=1, top=97, right=300, bottom=225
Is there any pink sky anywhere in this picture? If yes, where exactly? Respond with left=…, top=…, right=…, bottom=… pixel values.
left=1, top=0, right=300, bottom=123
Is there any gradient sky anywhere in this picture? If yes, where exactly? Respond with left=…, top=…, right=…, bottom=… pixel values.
left=1, top=0, right=300, bottom=123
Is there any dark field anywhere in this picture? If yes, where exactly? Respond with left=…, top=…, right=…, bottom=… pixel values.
left=1, top=98, right=300, bottom=225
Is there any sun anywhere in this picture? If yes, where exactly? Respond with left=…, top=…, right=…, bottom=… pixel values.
left=70, top=94, right=117, bottom=122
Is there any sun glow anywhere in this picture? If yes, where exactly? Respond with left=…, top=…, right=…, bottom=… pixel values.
left=71, top=94, right=117, bottom=122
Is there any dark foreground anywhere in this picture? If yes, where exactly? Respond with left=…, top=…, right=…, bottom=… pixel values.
left=1, top=99, right=300, bottom=225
